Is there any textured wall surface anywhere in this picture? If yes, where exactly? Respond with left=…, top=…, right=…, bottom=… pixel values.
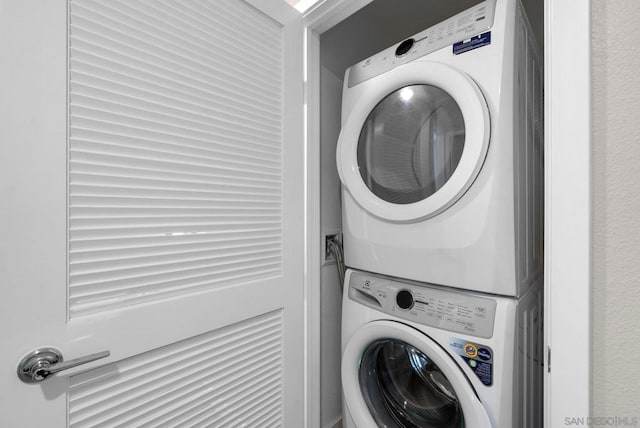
left=592, top=0, right=640, bottom=416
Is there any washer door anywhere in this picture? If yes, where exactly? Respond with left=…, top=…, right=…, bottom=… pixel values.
left=342, top=321, right=492, bottom=428
left=337, top=62, right=490, bottom=222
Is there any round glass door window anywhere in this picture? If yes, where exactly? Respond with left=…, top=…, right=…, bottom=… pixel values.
left=357, top=85, right=465, bottom=205
left=359, top=339, right=465, bottom=427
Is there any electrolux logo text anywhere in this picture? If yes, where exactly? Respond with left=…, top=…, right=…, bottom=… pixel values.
left=564, top=416, right=639, bottom=426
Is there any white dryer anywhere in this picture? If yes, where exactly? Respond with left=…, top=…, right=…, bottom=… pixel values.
left=341, top=269, right=543, bottom=428
left=336, top=0, right=543, bottom=297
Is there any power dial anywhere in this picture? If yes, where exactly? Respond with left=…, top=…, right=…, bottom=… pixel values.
left=396, top=290, right=414, bottom=310
left=395, top=38, right=415, bottom=57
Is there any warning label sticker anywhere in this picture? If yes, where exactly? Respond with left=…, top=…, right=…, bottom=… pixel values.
left=453, top=31, right=492, bottom=55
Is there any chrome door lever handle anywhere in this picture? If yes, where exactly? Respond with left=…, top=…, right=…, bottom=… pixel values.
left=17, top=348, right=110, bottom=384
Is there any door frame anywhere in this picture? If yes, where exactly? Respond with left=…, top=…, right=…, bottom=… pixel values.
left=302, top=0, right=592, bottom=427
left=543, top=0, right=591, bottom=425
left=302, top=2, right=375, bottom=427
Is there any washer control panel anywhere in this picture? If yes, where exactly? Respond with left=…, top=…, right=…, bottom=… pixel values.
left=347, top=0, right=497, bottom=88
left=348, top=271, right=497, bottom=338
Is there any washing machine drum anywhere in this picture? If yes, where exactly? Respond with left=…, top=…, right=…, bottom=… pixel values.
left=342, top=321, right=492, bottom=428
left=360, top=339, right=464, bottom=427
left=337, top=62, right=490, bottom=222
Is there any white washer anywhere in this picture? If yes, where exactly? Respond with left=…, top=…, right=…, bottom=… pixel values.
left=341, top=269, right=543, bottom=428
left=336, top=0, right=543, bottom=297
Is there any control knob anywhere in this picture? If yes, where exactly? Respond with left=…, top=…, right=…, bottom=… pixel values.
left=395, top=38, right=415, bottom=57
left=396, top=290, right=414, bottom=310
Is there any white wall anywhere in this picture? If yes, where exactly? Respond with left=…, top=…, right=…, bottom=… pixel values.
left=591, top=0, right=640, bottom=417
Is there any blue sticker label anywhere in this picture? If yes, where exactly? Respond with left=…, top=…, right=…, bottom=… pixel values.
left=453, top=31, right=491, bottom=55
left=449, top=338, right=493, bottom=386
left=461, top=356, right=493, bottom=386
left=477, top=347, right=492, bottom=361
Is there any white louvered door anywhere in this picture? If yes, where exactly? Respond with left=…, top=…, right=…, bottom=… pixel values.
left=0, top=1, right=304, bottom=426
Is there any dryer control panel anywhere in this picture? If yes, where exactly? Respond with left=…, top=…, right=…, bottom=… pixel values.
left=347, top=0, right=497, bottom=88
left=348, top=271, right=497, bottom=338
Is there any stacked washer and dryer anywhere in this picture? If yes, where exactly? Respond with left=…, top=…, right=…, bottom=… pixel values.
left=336, top=0, right=543, bottom=427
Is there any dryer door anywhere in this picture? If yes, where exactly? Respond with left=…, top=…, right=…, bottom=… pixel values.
left=342, top=321, right=492, bottom=428
left=337, top=62, right=490, bottom=222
